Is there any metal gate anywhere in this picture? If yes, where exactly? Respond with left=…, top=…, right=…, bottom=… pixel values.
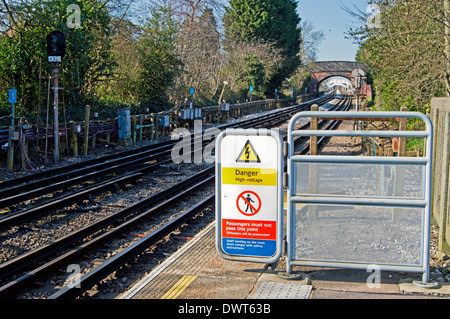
left=286, top=111, right=434, bottom=284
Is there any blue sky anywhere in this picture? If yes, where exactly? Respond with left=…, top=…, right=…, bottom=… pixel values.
left=297, top=0, right=369, bottom=62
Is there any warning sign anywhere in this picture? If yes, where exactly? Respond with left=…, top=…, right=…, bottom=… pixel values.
left=236, top=140, right=261, bottom=163
left=216, top=130, right=283, bottom=262
left=222, top=168, right=277, bottom=186
left=221, top=218, right=277, bottom=257
left=222, top=219, right=276, bottom=240
left=237, top=191, right=261, bottom=216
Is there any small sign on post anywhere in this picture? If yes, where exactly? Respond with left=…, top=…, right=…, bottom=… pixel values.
left=9, top=87, right=17, bottom=126
left=48, top=56, right=62, bottom=62
left=215, top=128, right=283, bottom=263
left=8, top=88, right=17, bottom=104
left=189, top=87, right=195, bottom=109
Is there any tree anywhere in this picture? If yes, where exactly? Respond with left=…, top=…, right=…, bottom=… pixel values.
left=298, top=20, right=324, bottom=64
left=345, top=0, right=449, bottom=113
left=0, top=0, right=116, bottom=119
left=288, top=20, right=324, bottom=94
left=244, top=55, right=265, bottom=89
left=137, top=5, right=182, bottom=106
left=223, top=0, right=301, bottom=94
left=95, top=18, right=141, bottom=105
left=220, top=40, right=283, bottom=101
left=173, top=6, right=223, bottom=104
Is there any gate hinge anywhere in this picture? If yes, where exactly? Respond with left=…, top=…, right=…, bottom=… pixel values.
left=283, top=141, right=288, bottom=157
left=283, top=172, right=288, bottom=188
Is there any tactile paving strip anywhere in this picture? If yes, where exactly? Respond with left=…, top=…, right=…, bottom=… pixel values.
left=252, top=281, right=313, bottom=299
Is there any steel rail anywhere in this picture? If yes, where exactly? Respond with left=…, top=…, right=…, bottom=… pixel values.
left=289, top=94, right=350, bottom=155
left=0, top=94, right=334, bottom=228
left=0, top=147, right=172, bottom=210
left=0, top=157, right=173, bottom=230
left=0, top=170, right=215, bottom=298
left=0, top=93, right=335, bottom=212
left=0, top=172, right=146, bottom=231
left=48, top=194, right=215, bottom=299
left=0, top=139, right=177, bottom=190
left=0, top=144, right=174, bottom=206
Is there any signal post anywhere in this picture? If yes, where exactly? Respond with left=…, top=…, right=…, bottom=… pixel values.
left=51, top=63, right=60, bottom=163
left=46, top=30, right=66, bottom=164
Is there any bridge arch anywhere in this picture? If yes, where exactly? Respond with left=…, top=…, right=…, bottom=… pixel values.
left=318, top=75, right=352, bottom=91
left=306, top=61, right=370, bottom=96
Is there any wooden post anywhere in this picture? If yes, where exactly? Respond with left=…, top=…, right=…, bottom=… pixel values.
left=445, top=0, right=450, bottom=95
left=23, top=140, right=28, bottom=170
left=310, top=104, right=318, bottom=155
left=131, top=115, right=136, bottom=144
left=153, top=113, right=159, bottom=140
left=438, top=110, right=450, bottom=251
left=71, top=122, right=78, bottom=156
left=150, top=113, right=155, bottom=141
left=139, top=114, right=143, bottom=142
left=430, top=98, right=450, bottom=250
left=398, top=106, right=408, bottom=157
left=392, top=106, right=408, bottom=222
left=83, top=105, right=90, bottom=156
left=20, top=123, right=26, bottom=170
left=309, top=104, right=319, bottom=219
left=172, top=112, right=178, bottom=130
left=92, top=130, right=96, bottom=149
left=7, top=126, right=14, bottom=171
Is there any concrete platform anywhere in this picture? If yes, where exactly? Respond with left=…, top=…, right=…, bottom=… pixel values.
left=118, top=221, right=450, bottom=300
left=120, top=222, right=286, bottom=299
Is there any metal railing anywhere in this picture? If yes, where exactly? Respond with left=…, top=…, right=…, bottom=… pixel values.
left=286, top=111, right=434, bottom=284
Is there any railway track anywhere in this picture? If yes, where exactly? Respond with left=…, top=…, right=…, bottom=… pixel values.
left=0, top=93, right=334, bottom=215
left=0, top=92, right=335, bottom=230
left=0, top=92, right=350, bottom=299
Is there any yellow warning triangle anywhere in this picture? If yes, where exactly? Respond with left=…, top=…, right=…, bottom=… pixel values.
left=236, top=140, right=261, bottom=163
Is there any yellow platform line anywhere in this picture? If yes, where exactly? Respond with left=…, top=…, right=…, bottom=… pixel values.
left=161, top=275, right=198, bottom=299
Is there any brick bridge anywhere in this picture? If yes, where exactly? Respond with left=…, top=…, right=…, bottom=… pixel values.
left=307, top=61, right=371, bottom=97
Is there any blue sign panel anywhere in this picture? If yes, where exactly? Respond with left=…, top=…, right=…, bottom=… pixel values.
left=249, top=86, right=253, bottom=92
left=222, top=238, right=276, bottom=257
left=8, top=89, right=17, bottom=104
left=190, top=87, right=195, bottom=95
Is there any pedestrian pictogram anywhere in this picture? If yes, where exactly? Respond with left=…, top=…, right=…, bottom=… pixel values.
left=236, top=140, right=261, bottom=163
left=236, top=191, right=261, bottom=216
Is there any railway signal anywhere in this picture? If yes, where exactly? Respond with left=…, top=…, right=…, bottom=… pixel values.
left=46, top=30, right=65, bottom=164
left=46, top=30, right=66, bottom=61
